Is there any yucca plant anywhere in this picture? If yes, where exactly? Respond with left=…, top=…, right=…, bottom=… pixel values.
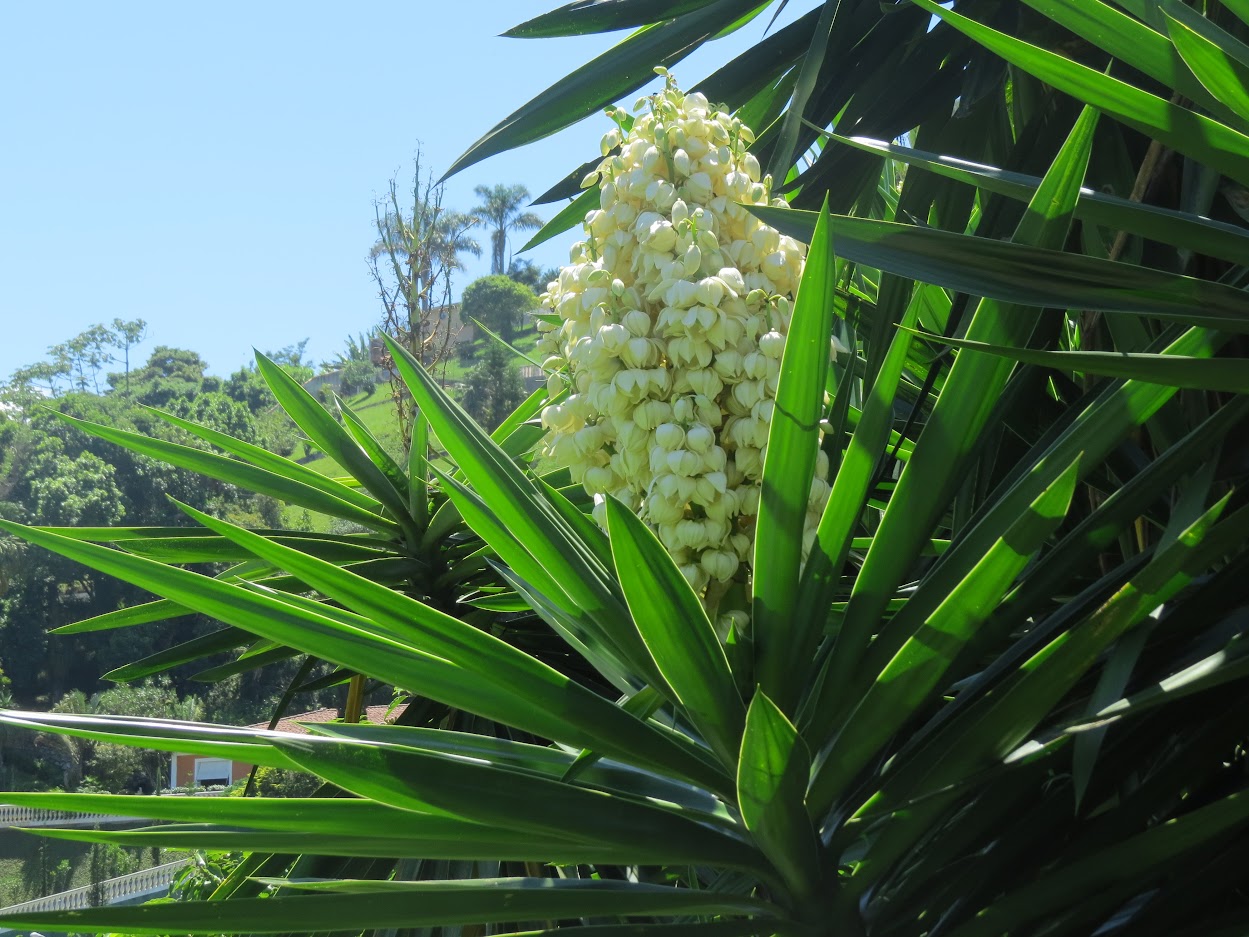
left=2, top=1, right=1249, bottom=935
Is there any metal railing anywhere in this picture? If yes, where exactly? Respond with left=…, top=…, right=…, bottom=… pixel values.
left=0, top=859, right=191, bottom=916
left=0, top=806, right=143, bottom=829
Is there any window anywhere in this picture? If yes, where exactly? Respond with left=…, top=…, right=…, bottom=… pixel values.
left=193, top=758, right=232, bottom=787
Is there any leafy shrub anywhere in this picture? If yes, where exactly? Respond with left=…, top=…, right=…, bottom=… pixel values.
left=338, top=358, right=376, bottom=398
left=251, top=766, right=321, bottom=798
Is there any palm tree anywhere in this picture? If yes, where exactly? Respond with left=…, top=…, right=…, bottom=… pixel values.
left=472, top=183, right=544, bottom=275
left=369, top=207, right=481, bottom=284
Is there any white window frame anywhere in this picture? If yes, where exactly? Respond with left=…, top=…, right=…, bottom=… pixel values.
left=193, top=757, right=233, bottom=787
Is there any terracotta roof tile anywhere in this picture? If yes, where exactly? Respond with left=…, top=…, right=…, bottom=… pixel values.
left=247, top=703, right=408, bottom=735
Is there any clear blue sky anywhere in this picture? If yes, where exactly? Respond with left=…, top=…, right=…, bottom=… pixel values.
left=1, top=2, right=812, bottom=381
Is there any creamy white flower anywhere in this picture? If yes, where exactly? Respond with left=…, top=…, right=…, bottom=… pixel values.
left=537, top=75, right=823, bottom=606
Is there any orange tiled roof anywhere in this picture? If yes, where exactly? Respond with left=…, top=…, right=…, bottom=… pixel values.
left=247, top=703, right=407, bottom=735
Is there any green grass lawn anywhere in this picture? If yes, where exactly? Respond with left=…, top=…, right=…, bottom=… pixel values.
left=299, top=388, right=404, bottom=477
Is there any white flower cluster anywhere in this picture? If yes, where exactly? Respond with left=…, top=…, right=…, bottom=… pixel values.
left=537, top=73, right=828, bottom=599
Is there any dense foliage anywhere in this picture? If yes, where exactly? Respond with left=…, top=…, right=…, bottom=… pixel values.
left=461, top=274, right=540, bottom=340
left=2, top=2, right=1249, bottom=936
left=0, top=329, right=344, bottom=791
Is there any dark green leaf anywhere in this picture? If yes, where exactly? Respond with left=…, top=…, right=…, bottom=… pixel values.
left=737, top=691, right=825, bottom=907
left=520, top=187, right=600, bottom=253
left=336, top=394, right=409, bottom=503
left=914, top=0, right=1249, bottom=185
left=606, top=497, right=744, bottom=767
left=271, top=734, right=762, bottom=870
left=809, top=456, right=1080, bottom=811
left=104, top=626, right=250, bottom=682
left=1163, top=2, right=1249, bottom=124
left=1019, top=0, right=1232, bottom=120
left=49, top=597, right=189, bottom=635
left=750, top=207, right=1249, bottom=332
left=48, top=411, right=396, bottom=533
left=444, top=0, right=761, bottom=179
left=834, top=134, right=1249, bottom=265
left=171, top=501, right=730, bottom=793
left=907, top=329, right=1249, bottom=392
left=505, top=0, right=732, bottom=38
left=145, top=405, right=384, bottom=512
left=0, top=878, right=777, bottom=935
left=254, top=352, right=418, bottom=543
left=754, top=198, right=835, bottom=713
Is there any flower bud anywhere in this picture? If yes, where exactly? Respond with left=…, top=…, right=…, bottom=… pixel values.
left=759, top=330, right=785, bottom=359
left=573, top=424, right=603, bottom=456
left=732, top=379, right=764, bottom=409
left=809, top=477, right=831, bottom=507
left=686, top=368, right=723, bottom=398
left=685, top=172, right=712, bottom=201
left=743, top=352, right=768, bottom=380
left=634, top=398, right=672, bottom=430
left=655, top=422, right=686, bottom=451
left=682, top=244, right=702, bottom=277
left=621, top=336, right=656, bottom=368
left=731, top=532, right=752, bottom=560
left=718, top=267, right=746, bottom=295
left=658, top=523, right=682, bottom=551
left=647, top=491, right=685, bottom=524
left=701, top=549, right=739, bottom=582
left=583, top=465, right=614, bottom=493
left=667, top=449, right=703, bottom=477
left=677, top=517, right=706, bottom=549
left=591, top=495, right=609, bottom=529
left=696, top=277, right=725, bottom=308
left=598, top=322, right=629, bottom=354
left=622, top=309, right=651, bottom=336
left=685, top=423, right=714, bottom=452
left=694, top=395, right=723, bottom=428
left=679, top=563, right=708, bottom=591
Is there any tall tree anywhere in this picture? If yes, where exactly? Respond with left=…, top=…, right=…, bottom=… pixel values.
left=109, top=346, right=208, bottom=407
left=471, top=183, right=543, bottom=275
left=460, top=341, right=526, bottom=432
left=109, top=318, right=147, bottom=396
left=506, top=258, right=559, bottom=294
left=460, top=275, right=538, bottom=341
left=51, top=325, right=115, bottom=396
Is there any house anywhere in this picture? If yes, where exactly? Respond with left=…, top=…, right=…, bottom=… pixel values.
left=167, top=704, right=407, bottom=789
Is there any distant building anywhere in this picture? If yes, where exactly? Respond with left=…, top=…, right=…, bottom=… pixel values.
left=518, top=364, right=546, bottom=391
left=167, top=704, right=408, bottom=789
left=300, top=367, right=388, bottom=399
left=368, top=304, right=473, bottom=369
